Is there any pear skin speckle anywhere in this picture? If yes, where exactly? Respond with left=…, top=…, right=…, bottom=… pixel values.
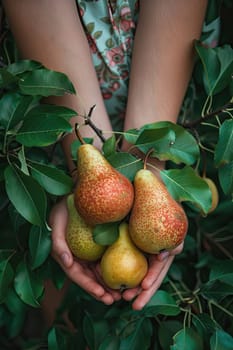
left=129, top=169, right=188, bottom=254
left=66, top=194, right=106, bottom=261
left=74, top=144, right=134, bottom=225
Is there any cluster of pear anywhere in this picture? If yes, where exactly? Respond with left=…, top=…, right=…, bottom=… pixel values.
left=66, top=143, right=189, bottom=290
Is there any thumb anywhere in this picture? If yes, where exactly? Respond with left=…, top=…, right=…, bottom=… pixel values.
left=50, top=199, right=74, bottom=269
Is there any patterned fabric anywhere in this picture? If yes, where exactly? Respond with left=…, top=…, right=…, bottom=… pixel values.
left=76, top=0, right=139, bottom=131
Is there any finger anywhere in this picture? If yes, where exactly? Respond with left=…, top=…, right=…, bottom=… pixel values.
left=132, top=255, right=174, bottom=310
left=156, top=241, right=184, bottom=262
left=51, top=202, right=74, bottom=269
left=122, top=286, right=141, bottom=301
left=141, top=254, right=170, bottom=290
left=61, top=261, right=115, bottom=304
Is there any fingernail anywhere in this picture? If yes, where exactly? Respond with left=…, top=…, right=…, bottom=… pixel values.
left=61, top=252, right=70, bottom=267
left=159, top=251, right=169, bottom=261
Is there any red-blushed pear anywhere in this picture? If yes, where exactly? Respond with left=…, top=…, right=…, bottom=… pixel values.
left=128, top=169, right=188, bottom=254
left=100, top=222, right=148, bottom=289
left=74, top=144, right=134, bottom=225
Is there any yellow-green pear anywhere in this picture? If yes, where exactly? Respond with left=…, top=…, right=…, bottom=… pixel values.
left=100, top=222, right=148, bottom=290
left=66, top=194, right=106, bottom=261
left=74, top=144, right=134, bottom=225
left=129, top=169, right=188, bottom=254
left=203, top=177, right=219, bottom=213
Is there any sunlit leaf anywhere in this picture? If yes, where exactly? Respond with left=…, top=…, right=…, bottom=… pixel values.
left=160, top=166, right=212, bottom=214
left=14, top=260, right=44, bottom=307
left=215, top=119, right=233, bottom=166
left=4, top=165, right=47, bottom=226
left=19, top=68, right=76, bottom=96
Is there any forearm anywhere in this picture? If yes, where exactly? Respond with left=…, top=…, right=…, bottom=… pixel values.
left=3, top=0, right=112, bottom=170
left=124, top=0, right=208, bottom=131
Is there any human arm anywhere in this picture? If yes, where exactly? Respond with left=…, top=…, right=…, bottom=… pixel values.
left=2, top=0, right=119, bottom=304
left=122, top=0, right=208, bottom=309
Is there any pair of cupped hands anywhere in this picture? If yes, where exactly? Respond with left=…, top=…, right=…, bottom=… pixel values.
left=49, top=157, right=184, bottom=310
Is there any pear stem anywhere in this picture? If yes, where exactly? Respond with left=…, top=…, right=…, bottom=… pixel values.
left=143, top=148, right=154, bottom=169
left=84, top=105, right=107, bottom=144
left=75, top=123, right=86, bottom=145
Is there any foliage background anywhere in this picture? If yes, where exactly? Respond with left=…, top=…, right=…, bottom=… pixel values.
left=0, top=1, right=233, bottom=349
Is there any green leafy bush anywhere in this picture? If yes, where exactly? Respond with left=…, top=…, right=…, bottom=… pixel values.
left=0, top=1, right=233, bottom=349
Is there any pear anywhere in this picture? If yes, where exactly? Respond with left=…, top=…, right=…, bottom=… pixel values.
left=74, top=144, right=134, bottom=225
left=129, top=169, right=188, bottom=254
left=66, top=194, right=106, bottom=261
left=100, top=222, right=148, bottom=290
left=203, top=177, right=219, bottom=213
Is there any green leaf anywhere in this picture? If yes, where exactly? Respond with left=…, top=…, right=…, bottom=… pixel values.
left=14, top=260, right=44, bottom=307
left=143, top=290, right=180, bottom=317
left=0, top=259, right=14, bottom=303
left=99, top=335, right=120, bottom=350
left=48, top=327, right=68, bottom=350
left=120, top=318, right=152, bottom=350
left=215, top=119, right=233, bottom=166
left=18, top=146, right=30, bottom=175
left=102, top=135, right=117, bottom=157
left=210, top=330, right=233, bottom=350
left=209, top=260, right=233, bottom=285
left=7, top=59, right=43, bottom=75
left=135, top=127, right=176, bottom=155
left=25, top=104, right=77, bottom=120
left=16, top=114, right=72, bottom=147
left=0, top=68, right=18, bottom=88
left=4, top=165, right=47, bottom=226
left=93, top=222, right=119, bottom=245
left=160, top=166, right=212, bottom=214
left=19, top=68, right=76, bottom=96
left=218, top=161, right=233, bottom=195
left=0, top=93, right=34, bottom=129
left=29, top=226, right=51, bottom=270
left=192, top=313, right=219, bottom=340
left=83, top=313, right=110, bottom=350
left=107, top=152, right=142, bottom=181
left=123, top=128, right=139, bottom=145
left=158, top=321, right=183, bottom=350
left=171, top=327, right=204, bottom=350
left=136, top=122, right=199, bottom=165
left=200, top=280, right=233, bottom=300
left=29, top=161, right=72, bottom=195
left=195, top=42, right=233, bottom=95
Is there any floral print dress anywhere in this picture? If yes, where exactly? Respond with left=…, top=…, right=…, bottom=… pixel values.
left=76, top=0, right=139, bottom=131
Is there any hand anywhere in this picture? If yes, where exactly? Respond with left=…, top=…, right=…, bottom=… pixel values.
left=49, top=197, right=122, bottom=305
left=122, top=243, right=184, bottom=310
